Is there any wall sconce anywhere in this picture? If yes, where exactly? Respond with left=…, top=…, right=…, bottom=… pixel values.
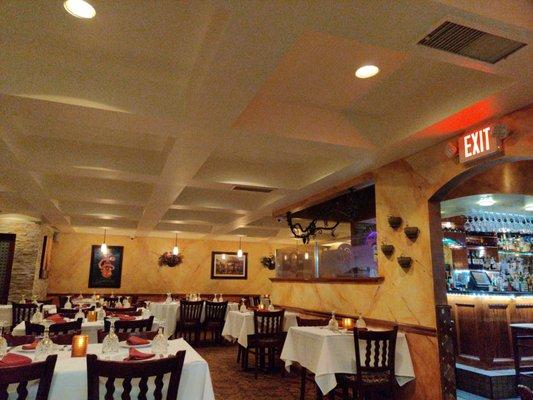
left=380, top=244, right=395, bottom=257
left=388, top=216, right=402, bottom=230
left=397, top=255, right=412, bottom=269
left=404, top=226, right=420, bottom=241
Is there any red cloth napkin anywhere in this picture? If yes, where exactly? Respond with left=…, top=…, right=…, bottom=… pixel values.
left=47, top=314, right=66, bottom=324
left=118, top=315, right=136, bottom=321
left=127, top=336, right=150, bottom=346
left=124, top=348, right=155, bottom=361
left=22, top=340, right=40, bottom=350
left=0, top=353, right=32, bottom=367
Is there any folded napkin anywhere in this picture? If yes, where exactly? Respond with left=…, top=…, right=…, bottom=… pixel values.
left=118, top=315, right=136, bottom=321
left=127, top=336, right=150, bottom=346
left=22, top=340, right=40, bottom=350
left=0, top=353, right=32, bottom=367
left=47, top=314, right=66, bottom=323
left=124, top=348, right=155, bottom=361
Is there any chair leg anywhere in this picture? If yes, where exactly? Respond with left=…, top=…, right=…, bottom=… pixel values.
left=300, top=367, right=307, bottom=400
left=315, top=383, right=323, bottom=400
left=255, top=347, right=259, bottom=379
left=237, top=345, right=242, bottom=363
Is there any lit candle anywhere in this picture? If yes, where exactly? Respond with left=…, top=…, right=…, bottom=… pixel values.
left=258, top=304, right=265, bottom=310
left=342, top=318, right=354, bottom=330
left=71, top=335, right=89, bottom=357
left=87, top=310, right=97, bottom=322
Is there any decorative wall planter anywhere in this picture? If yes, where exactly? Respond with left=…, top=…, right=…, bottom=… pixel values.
left=404, top=226, right=420, bottom=241
left=388, top=216, right=403, bottom=230
left=380, top=244, right=395, bottom=257
left=397, top=256, right=412, bottom=269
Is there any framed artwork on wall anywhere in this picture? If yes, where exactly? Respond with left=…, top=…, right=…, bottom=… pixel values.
left=39, top=235, right=53, bottom=279
left=211, top=251, right=248, bottom=279
left=88, top=245, right=123, bottom=288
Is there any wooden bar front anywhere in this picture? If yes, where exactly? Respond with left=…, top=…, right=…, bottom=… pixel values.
left=448, top=292, right=533, bottom=370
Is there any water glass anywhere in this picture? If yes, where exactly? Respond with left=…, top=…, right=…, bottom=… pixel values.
left=152, top=325, right=168, bottom=357
left=0, top=322, right=8, bottom=357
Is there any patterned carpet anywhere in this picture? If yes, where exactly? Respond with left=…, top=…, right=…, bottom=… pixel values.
left=196, top=344, right=317, bottom=400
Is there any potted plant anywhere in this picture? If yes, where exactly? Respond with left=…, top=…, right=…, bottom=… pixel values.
left=158, top=252, right=184, bottom=268
left=260, top=255, right=276, bottom=270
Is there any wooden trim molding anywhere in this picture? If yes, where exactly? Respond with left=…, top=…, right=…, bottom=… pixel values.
left=276, top=303, right=437, bottom=337
left=269, top=277, right=384, bottom=284
left=272, top=172, right=374, bottom=217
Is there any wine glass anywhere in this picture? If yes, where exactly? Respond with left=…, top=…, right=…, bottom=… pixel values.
left=0, top=321, right=8, bottom=357
left=35, top=320, right=55, bottom=361
left=152, top=322, right=168, bottom=357
left=102, top=317, right=120, bottom=359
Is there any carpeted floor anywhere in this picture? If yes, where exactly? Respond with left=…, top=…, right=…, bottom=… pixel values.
left=196, top=344, right=316, bottom=400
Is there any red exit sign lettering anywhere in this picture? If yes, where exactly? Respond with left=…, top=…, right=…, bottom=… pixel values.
left=458, top=125, right=502, bottom=163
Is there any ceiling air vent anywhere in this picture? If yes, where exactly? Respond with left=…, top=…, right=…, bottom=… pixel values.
left=232, top=185, right=274, bottom=193
left=418, top=21, right=526, bottom=64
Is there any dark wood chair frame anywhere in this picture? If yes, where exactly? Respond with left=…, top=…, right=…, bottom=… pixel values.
left=202, top=301, right=228, bottom=344
left=103, top=316, right=154, bottom=333
left=97, top=329, right=159, bottom=343
left=4, top=334, right=35, bottom=347
left=25, top=319, right=83, bottom=336
left=512, top=327, right=533, bottom=389
left=11, top=303, right=38, bottom=329
left=86, top=350, right=186, bottom=400
left=175, top=300, right=204, bottom=347
left=0, top=354, right=57, bottom=400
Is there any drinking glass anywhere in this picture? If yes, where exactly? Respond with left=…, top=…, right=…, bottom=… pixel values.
left=152, top=323, right=168, bottom=357
left=102, top=317, right=120, bottom=359
left=0, top=321, right=8, bottom=357
left=35, top=320, right=55, bottom=361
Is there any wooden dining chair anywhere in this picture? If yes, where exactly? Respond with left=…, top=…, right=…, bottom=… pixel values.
left=518, top=385, right=533, bottom=400
left=245, top=309, right=285, bottom=379
left=103, top=316, right=154, bottom=333
left=4, top=333, right=35, bottom=347
left=203, top=301, right=228, bottom=344
left=50, top=331, right=81, bottom=345
left=86, top=350, right=186, bottom=400
left=296, top=316, right=329, bottom=327
left=0, top=354, right=57, bottom=400
left=58, top=296, right=69, bottom=308
left=11, top=302, right=38, bottom=329
left=97, top=329, right=159, bottom=343
left=176, top=300, right=204, bottom=346
left=511, top=326, right=533, bottom=388
left=25, top=319, right=83, bottom=336
left=340, top=326, right=398, bottom=400
left=104, top=307, right=139, bottom=315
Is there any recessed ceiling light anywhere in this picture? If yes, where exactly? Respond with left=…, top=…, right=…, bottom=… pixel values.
left=355, top=65, right=380, bottom=79
left=525, top=204, right=533, bottom=212
left=477, top=196, right=496, bottom=207
left=63, top=0, right=96, bottom=19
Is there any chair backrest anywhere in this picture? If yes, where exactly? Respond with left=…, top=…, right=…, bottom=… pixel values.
left=57, top=308, right=79, bottom=318
left=25, top=319, right=82, bottom=336
left=104, top=316, right=154, bottom=333
left=97, top=329, right=159, bottom=343
left=50, top=331, right=81, bottom=345
left=518, top=385, right=533, bottom=400
left=511, top=327, right=533, bottom=380
left=4, top=333, right=35, bottom=347
left=179, top=301, right=204, bottom=325
left=104, top=307, right=138, bottom=315
left=86, top=351, right=186, bottom=400
left=204, top=301, right=228, bottom=323
left=296, top=316, right=329, bottom=327
left=11, top=302, right=38, bottom=327
left=0, top=354, right=57, bottom=400
left=58, top=296, right=68, bottom=308
left=354, top=326, right=398, bottom=377
left=253, top=310, right=285, bottom=335
left=248, top=296, right=261, bottom=307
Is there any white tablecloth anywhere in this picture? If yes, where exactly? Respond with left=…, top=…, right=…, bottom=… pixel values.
left=222, top=310, right=299, bottom=348
left=511, top=323, right=533, bottom=330
left=0, top=305, right=57, bottom=327
left=280, top=326, right=415, bottom=395
left=7, top=339, right=214, bottom=400
left=149, top=301, right=238, bottom=338
left=12, top=317, right=159, bottom=344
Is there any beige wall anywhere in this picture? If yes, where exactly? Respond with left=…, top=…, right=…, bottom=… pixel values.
left=48, top=232, right=280, bottom=295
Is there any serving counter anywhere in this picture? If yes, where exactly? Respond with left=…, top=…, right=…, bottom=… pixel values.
left=447, top=291, right=533, bottom=370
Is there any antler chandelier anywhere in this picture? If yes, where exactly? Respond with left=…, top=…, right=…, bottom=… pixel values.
left=286, top=212, right=340, bottom=244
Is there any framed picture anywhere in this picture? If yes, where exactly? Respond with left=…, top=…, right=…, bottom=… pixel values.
left=211, top=251, right=248, bottom=279
left=39, top=235, right=53, bottom=279
left=88, top=245, right=123, bottom=288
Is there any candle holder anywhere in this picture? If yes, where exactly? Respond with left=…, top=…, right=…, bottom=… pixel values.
left=342, top=317, right=354, bottom=330
left=71, top=335, right=89, bottom=357
left=87, top=310, right=97, bottom=322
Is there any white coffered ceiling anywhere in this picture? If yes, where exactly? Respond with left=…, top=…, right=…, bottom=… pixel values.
left=0, top=0, right=531, bottom=242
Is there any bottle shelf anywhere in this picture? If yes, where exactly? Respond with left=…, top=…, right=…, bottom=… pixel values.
left=498, top=250, right=533, bottom=256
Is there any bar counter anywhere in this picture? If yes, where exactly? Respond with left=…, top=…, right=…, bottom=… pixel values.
left=447, top=291, right=533, bottom=370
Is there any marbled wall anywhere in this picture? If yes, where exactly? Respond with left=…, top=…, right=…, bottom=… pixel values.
left=48, top=233, right=281, bottom=295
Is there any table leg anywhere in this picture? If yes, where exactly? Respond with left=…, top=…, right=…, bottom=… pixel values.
left=300, top=368, right=307, bottom=400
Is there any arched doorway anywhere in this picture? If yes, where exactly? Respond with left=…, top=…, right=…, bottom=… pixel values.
left=428, top=158, right=533, bottom=399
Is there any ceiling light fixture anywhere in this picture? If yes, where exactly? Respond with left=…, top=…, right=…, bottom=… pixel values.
left=477, top=196, right=496, bottom=207
left=172, top=233, right=179, bottom=256
left=525, top=204, right=533, bottom=212
left=237, top=237, right=243, bottom=258
left=355, top=65, right=379, bottom=79
left=100, top=228, right=108, bottom=255
left=63, top=0, right=96, bottom=19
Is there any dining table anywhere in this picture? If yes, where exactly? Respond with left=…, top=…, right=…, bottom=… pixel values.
left=0, top=304, right=57, bottom=327
left=6, top=338, right=215, bottom=400
left=280, top=326, right=416, bottom=395
left=222, top=309, right=299, bottom=348
left=11, top=317, right=159, bottom=344
left=148, top=300, right=238, bottom=338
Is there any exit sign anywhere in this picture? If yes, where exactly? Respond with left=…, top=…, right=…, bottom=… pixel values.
left=458, top=125, right=502, bottom=163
